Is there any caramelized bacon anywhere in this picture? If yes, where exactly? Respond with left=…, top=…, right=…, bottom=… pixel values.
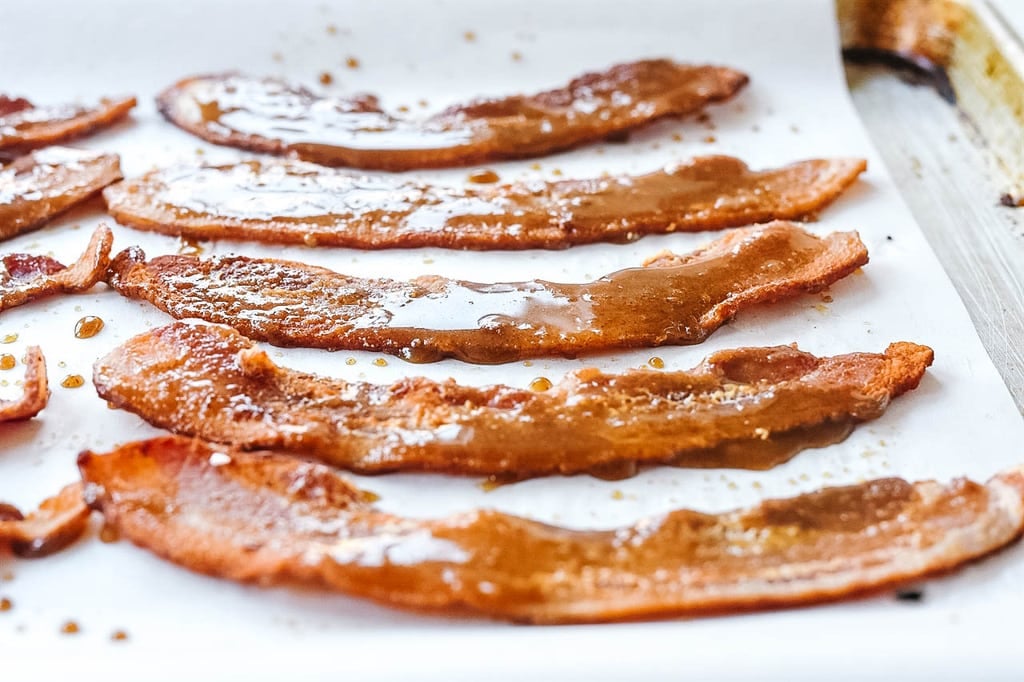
left=78, top=437, right=1024, bottom=623
left=156, top=61, right=748, bottom=170
left=103, top=156, right=866, bottom=250
left=0, top=95, right=135, bottom=154
left=0, top=225, right=113, bottom=313
left=0, top=148, right=122, bottom=240
left=93, top=322, right=933, bottom=477
left=0, top=346, right=48, bottom=422
left=0, top=483, right=89, bottom=558
left=106, top=223, right=868, bottom=363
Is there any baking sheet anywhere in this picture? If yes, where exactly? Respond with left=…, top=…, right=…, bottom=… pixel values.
left=2, top=0, right=1023, bottom=678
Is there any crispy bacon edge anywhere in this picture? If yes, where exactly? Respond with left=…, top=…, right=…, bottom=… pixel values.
left=0, top=483, right=90, bottom=558
left=0, top=225, right=114, bottom=313
left=0, top=96, right=137, bottom=154
left=0, top=346, right=48, bottom=422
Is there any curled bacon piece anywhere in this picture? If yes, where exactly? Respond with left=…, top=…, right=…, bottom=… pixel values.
left=102, top=156, right=866, bottom=250
left=157, top=61, right=748, bottom=170
left=0, top=94, right=135, bottom=154
left=1, top=147, right=122, bottom=240
left=0, top=483, right=89, bottom=558
left=78, top=437, right=1024, bottom=623
left=0, top=225, right=113, bottom=313
left=106, top=222, right=868, bottom=363
left=93, top=322, right=933, bottom=477
left=0, top=346, right=48, bottom=422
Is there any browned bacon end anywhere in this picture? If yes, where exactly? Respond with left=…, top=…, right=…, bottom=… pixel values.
left=0, top=484, right=90, bottom=558
left=0, top=225, right=113, bottom=313
left=0, top=95, right=136, bottom=154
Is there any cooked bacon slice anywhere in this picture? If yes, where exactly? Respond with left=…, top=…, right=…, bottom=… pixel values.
left=1, top=225, right=113, bottom=313
left=77, top=437, right=1024, bottom=623
left=0, top=95, right=135, bottom=154
left=106, top=223, right=868, bottom=363
left=1, top=148, right=122, bottom=240
left=0, top=483, right=89, bottom=558
left=93, top=322, right=932, bottom=477
left=156, top=61, right=748, bottom=170
left=102, top=156, right=866, bottom=250
left=0, top=346, right=48, bottom=422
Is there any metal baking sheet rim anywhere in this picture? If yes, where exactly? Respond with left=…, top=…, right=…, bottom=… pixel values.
left=838, top=0, right=1024, bottom=195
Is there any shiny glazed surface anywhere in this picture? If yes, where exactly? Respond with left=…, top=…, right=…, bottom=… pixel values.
left=0, top=148, right=122, bottom=240
left=102, top=156, right=866, bottom=249
left=156, top=60, right=748, bottom=170
left=0, top=95, right=135, bottom=154
left=106, top=223, right=868, bottom=363
left=93, top=322, right=933, bottom=477
left=78, top=437, right=1024, bottom=623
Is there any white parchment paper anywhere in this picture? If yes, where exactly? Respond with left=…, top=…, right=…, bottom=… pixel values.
left=2, top=0, right=1022, bottom=679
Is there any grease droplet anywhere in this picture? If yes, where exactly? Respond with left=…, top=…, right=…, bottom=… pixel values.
left=319, top=71, right=334, bottom=85
left=0, top=597, right=11, bottom=611
left=345, top=357, right=356, bottom=366
left=0, top=354, right=15, bottom=370
left=648, top=356, right=665, bottom=369
left=61, top=620, right=80, bottom=635
left=61, top=374, right=85, bottom=389
left=99, top=523, right=120, bottom=544
left=372, top=358, right=388, bottom=367
left=467, top=169, right=500, bottom=184
left=1, top=334, right=17, bottom=344
left=345, top=56, right=360, bottom=69
left=528, top=377, right=552, bottom=392
left=111, top=630, right=129, bottom=642
left=74, top=316, right=104, bottom=339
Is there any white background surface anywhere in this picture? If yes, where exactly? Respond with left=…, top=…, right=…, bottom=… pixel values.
left=1, top=0, right=1023, bottom=679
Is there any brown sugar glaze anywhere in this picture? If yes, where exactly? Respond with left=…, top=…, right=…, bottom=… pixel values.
left=1, top=148, right=122, bottom=240
left=92, top=322, right=933, bottom=477
left=78, top=437, right=1024, bottom=623
left=102, top=156, right=866, bottom=250
left=156, top=60, right=748, bottom=171
left=106, top=223, right=868, bottom=364
left=0, top=95, right=135, bottom=155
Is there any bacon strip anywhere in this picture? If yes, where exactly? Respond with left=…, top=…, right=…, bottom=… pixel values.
left=0, top=483, right=89, bottom=558
left=103, top=156, right=866, bottom=250
left=156, top=61, right=748, bottom=170
left=93, top=322, right=932, bottom=477
left=0, top=95, right=136, bottom=154
left=106, top=223, right=868, bottom=363
left=0, top=346, right=48, bottom=422
left=1, top=225, right=113, bottom=313
left=1, top=148, right=122, bottom=240
left=77, top=437, right=1024, bottom=623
